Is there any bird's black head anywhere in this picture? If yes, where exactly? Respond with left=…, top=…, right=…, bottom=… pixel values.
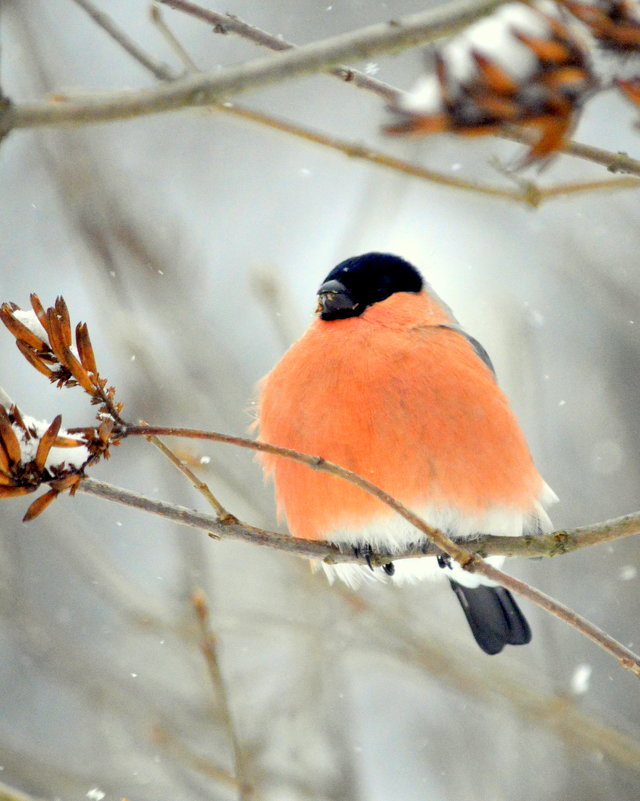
left=317, top=253, right=424, bottom=321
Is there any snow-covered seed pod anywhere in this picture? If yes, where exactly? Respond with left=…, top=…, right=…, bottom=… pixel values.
left=618, top=76, right=640, bottom=102
left=560, top=0, right=640, bottom=52
left=386, top=2, right=596, bottom=161
left=559, top=0, right=640, bottom=108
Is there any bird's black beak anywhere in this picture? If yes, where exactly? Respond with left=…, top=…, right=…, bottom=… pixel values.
left=316, top=279, right=358, bottom=320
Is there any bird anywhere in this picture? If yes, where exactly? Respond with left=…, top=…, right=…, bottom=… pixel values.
left=256, top=253, right=557, bottom=655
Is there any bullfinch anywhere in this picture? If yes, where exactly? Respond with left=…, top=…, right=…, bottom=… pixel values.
left=256, top=253, right=556, bottom=655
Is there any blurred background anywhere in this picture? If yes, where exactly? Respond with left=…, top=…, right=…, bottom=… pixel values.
left=1, top=0, right=640, bottom=799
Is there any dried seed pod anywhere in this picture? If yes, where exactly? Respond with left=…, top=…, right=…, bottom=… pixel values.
left=0, top=303, right=48, bottom=350
left=0, top=406, right=23, bottom=466
left=23, top=488, right=59, bottom=522
left=34, top=415, right=63, bottom=472
left=0, top=485, right=36, bottom=499
left=385, top=1, right=596, bottom=161
left=15, top=340, right=56, bottom=380
left=560, top=0, right=640, bottom=51
left=29, top=293, right=48, bottom=331
left=617, top=76, right=640, bottom=103
left=76, top=322, right=98, bottom=376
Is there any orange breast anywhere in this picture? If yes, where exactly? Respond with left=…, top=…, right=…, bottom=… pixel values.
left=257, top=292, right=543, bottom=541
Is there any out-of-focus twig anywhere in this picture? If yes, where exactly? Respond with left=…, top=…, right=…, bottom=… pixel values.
left=150, top=3, right=199, bottom=72
left=15, top=8, right=236, bottom=521
left=192, top=590, right=254, bottom=800
left=155, top=0, right=400, bottom=102
left=118, top=426, right=640, bottom=676
left=6, top=0, right=510, bottom=129
left=152, top=725, right=238, bottom=789
left=0, top=780, right=50, bottom=801
left=342, top=587, right=640, bottom=771
left=502, top=126, right=640, bottom=176
left=220, top=103, right=640, bottom=204
left=69, top=0, right=173, bottom=80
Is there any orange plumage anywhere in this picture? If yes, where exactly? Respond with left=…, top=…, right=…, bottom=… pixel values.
left=259, top=290, right=543, bottom=541
left=256, top=253, right=554, bottom=654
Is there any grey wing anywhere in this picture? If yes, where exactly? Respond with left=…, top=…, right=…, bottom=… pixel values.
left=436, top=325, right=496, bottom=378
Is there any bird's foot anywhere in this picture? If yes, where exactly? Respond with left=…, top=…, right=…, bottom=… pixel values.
left=353, top=543, right=375, bottom=572
left=437, top=553, right=453, bottom=571
left=353, top=543, right=395, bottom=576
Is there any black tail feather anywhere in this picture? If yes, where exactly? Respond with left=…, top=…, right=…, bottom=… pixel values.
left=449, top=580, right=532, bottom=655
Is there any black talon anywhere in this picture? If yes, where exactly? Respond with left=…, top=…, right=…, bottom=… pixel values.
left=437, top=553, right=452, bottom=570
left=382, top=562, right=395, bottom=576
left=354, top=543, right=375, bottom=572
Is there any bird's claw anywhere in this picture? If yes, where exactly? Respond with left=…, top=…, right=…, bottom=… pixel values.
left=437, top=553, right=453, bottom=570
left=354, top=543, right=395, bottom=576
left=354, top=543, right=375, bottom=572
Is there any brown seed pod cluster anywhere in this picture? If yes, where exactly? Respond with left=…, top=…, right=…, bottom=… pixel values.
left=559, top=0, right=640, bottom=108
left=386, top=0, right=640, bottom=160
left=560, top=0, right=640, bottom=52
left=0, top=404, right=88, bottom=520
left=0, top=294, right=123, bottom=420
left=0, top=295, right=122, bottom=520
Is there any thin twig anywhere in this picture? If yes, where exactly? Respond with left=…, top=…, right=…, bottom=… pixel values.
left=152, top=725, right=238, bottom=789
left=192, top=590, right=253, bottom=800
left=502, top=126, right=640, bottom=176
left=80, top=419, right=640, bottom=678
left=0, top=781, right=50, bottom=801
left=71, top=0, right=613, bottom=204
left=139, top=420, right=235, bottom=522
left=69, top=0, right=173, bottom=80
left=77, top=476, right=640, bottom=563
left=122, top=426, right=640, bottom=676
left=156, top=0, right=400, bottom=102
left=36, top=6, right=237, bottom=518
left=150, top=3, right=199, bottom=72
left=155, top=0, right=640, bottom=178
left=479, top=561, right=640, bottom=675
left=6, top=0, right=507, bottom=129
left=221, top=103, right=640, bottom=204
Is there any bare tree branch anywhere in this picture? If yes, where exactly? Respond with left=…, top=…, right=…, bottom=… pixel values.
left=150, top=3, right=199, bottom=73
left=78, top=417, right=640, bottom=679
left=0, top=0, right=637, bottom=181
left=71, top=0, right=640, bottom=204
left=116, top=426, right=640, bottom=676
left=192, top=591, right=253, bottom=800
left=0, top=780, right=50, bottom=801
left=222, top=103, right=640, bottom=203
left=4, top=0, right=507, bottom=129
left=78, top=476, right=640, bottom=564
left=69, top=0, right=173, bottom=79
left=156, top=0, right=401, bottom=102
left=155, top=0, right=640, bottom=177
